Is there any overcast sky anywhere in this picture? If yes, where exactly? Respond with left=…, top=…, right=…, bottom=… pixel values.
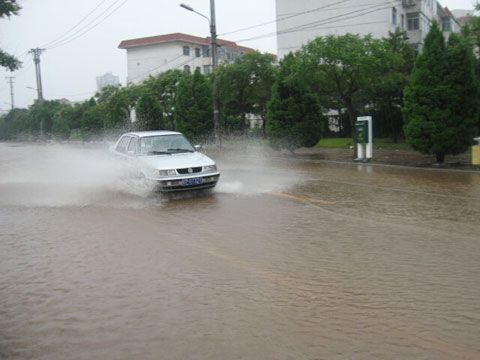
left=0, top=0, right=476, bottom=111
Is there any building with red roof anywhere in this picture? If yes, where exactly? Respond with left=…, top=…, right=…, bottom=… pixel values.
left=118, top=32, right=255, bottom=84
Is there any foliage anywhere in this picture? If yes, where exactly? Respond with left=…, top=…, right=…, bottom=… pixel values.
left=27, top=100, right=66, bottom=137
left=216, top=51, right=276, bottom=135
left=0, top=108, right=28, bottom=139
left=142, top=70, right=184, bottom=130
left=0, top=0, right=21, bottom=71
left=81, top=99, right=103, bottom=140
left=299, top=34, right=391, bottom=139
left=266, top=53, right=323, bottom=151
left=135, top=89, right=164, bottom=131
left=372, top=30, right=416, bottom=142
left=174, top=69, right=213, bottom=141
left=52, top=111, right=70, bottom=140
left=403, top=22, right=478, bottom=163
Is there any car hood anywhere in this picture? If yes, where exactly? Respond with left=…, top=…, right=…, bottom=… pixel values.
left=137, top=152, right=215, bottom=170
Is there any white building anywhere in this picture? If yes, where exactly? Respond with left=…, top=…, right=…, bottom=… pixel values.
left=275, top=0, right=461, bottom=58
left=96, top=72, right=120, bottom=91
left=118, top=33, right=255, bottom=85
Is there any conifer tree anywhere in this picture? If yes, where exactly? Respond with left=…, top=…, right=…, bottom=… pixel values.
left=266, top=53, right=323, bottom=151
left=403, top=21, right=477, bottom=163
left=174, top=69, right=213, bottom=142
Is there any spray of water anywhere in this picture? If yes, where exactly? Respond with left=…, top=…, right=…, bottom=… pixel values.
left=0, top=141, right=305, bottom=207
left=0, top=142, right=157, bottom=208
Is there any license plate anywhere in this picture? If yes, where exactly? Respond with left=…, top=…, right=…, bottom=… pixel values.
left=182, top=177, right=203, bottom=185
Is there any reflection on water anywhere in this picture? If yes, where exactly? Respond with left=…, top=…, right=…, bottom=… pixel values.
left=1, top=142, right=480, bottom=360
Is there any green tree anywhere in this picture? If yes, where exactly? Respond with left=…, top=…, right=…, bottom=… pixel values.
left=0, top=108, right=28, bottom=139
left=216, top=51, right=276, bottom=136
left=104, top=86, right=138, bottom=132
left=174, top=68, right=213, bottom=141
left=372, top=30, right=416, bottom=142
left=300, top=34, right=386, bottom=139
left=52, top=110, right=71, bottom=140
left=81, top=99, right=103, bottom=140
left=27, top=100, right=65, bottom=138
left=142, top=70, right=184, bottom=130
left=0, top=0, right=22, bottom=71
left=403, top=22, right=477, bottom=163
left=135, top=89, right=164, bottom=131
left=265, top=53, right=323, bottom=151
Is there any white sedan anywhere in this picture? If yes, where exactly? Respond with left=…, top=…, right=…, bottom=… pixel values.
left=112, top=131, right=220, bottom=192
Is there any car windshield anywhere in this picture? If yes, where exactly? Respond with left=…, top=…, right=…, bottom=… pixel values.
left=139, top=134, right=195, bottom=155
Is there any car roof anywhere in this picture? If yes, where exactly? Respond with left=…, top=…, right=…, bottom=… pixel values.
left=123, top=131, right=181, bottom=137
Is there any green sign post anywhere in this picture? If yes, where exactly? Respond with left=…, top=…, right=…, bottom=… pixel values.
left=355, top=116, right=373, bottom=161
left=354, top=120, right=369, bottom=144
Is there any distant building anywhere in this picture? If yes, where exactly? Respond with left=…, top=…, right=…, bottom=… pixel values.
left=96, top=72, right=120, bottom=91
left=275, top=0, right=463, bottom=58
left=118, top=32, right=255, bottom=85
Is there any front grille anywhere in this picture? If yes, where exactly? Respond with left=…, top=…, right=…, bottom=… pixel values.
left=177, top=167, right=202, bottom=174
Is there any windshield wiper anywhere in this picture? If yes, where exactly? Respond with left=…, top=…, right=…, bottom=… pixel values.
left=146, top=151, right=171, bottom=155
left=167, top=148, right=194, bottom=153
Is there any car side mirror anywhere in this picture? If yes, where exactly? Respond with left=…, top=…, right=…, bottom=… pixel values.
left=195, top=145, right=201, bottom=150
left=127, top=150, right=136, bottom=156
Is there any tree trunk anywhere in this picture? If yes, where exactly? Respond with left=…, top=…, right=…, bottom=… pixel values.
left=435, top=152, right=445, bottom=164
left=345, top=98, right=357, bottom=158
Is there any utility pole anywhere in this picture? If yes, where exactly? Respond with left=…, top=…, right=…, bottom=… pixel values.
left=209, top=0, right=221, bottom=146
left=29, top=48, right=45, bottom=103
left=5, top=76, right=15, bottom=109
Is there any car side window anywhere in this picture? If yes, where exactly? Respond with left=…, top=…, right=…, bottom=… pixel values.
left=116, top=136, right=130, bottom=153
left=127, top=137, right=138, bottom=155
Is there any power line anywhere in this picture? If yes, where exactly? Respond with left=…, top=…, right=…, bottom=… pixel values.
left=235, top=1, right=399, bottom=44
left=40, top=0, right=109, bottom=49
left=219, top=0, right=353, bottom=37
left=46, top=0, right=129, bottom=50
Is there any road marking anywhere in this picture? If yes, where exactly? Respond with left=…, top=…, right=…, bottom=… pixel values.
left=270, top=192, right=336, bottom=205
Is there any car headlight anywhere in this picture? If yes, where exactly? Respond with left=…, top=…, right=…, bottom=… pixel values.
left=159, top=169, right=177, bottom=176
left=203, top=165, right=217, bottom=172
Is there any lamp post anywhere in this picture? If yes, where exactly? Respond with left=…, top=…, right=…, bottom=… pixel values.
left=179, top=1, right=220, bottom=145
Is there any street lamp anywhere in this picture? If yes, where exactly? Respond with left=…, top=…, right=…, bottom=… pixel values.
left=179, top=1, right=220, bottom=145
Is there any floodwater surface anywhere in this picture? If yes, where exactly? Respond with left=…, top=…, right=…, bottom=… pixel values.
left=1, top=142, right=480, bottom=359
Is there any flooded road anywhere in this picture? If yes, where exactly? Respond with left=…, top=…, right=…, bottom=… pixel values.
left=1, top=142, right=480, bottom=360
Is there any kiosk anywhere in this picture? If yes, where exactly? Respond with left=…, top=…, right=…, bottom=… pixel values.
left=354, top=116, right=373, bottom=161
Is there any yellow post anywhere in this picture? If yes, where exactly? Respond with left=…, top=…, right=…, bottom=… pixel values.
left=473, top=146, right=480, bottom=165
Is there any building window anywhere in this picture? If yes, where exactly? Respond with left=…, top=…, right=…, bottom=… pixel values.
left=401, top=14, right=405, bottom=30
left=392, top=7, right=397, bottom=25
left=196, top=66, right=201, bottom=73
left=442, top=18, right=452, bottom=32
left=203, top=65, right=212, bottom=74
left=407, top=13, right=419, bottom=31
left=183, top=46, right=190, bottom=56
left=184, top=65, right=191, bottom=73
left=195, top=48, right=201, bottom=57
left=203, top=46, right=210, bottom=58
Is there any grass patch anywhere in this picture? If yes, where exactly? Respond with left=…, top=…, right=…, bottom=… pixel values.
left=317, top=138, right=411, bottom=150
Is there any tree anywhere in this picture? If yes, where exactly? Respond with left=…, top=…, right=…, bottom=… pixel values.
left=403, top=21, right=478, bottom=164
left=265, top=53, right=323, bottom=151
left=300, top=34, right=387, bottom=140
left=52, top=110, right=71, bottom=140
left=135, top=89, right=164, bottom=131
left=142, top=70, right=184, bottom=130
left=81, top=99, right=103, bottom=140
left=216, top=51, right=276, bottom=136
left=27, top=100, right=65, bottom=137
left=372, top=30, right=416, bottom=142
left=174, top=69, right=213, bottom=142
left=0, top=108, right=28, bottom=139
left=0, top=0, right=22, bottom=71
left=104, top=86, right=138, bottom=132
